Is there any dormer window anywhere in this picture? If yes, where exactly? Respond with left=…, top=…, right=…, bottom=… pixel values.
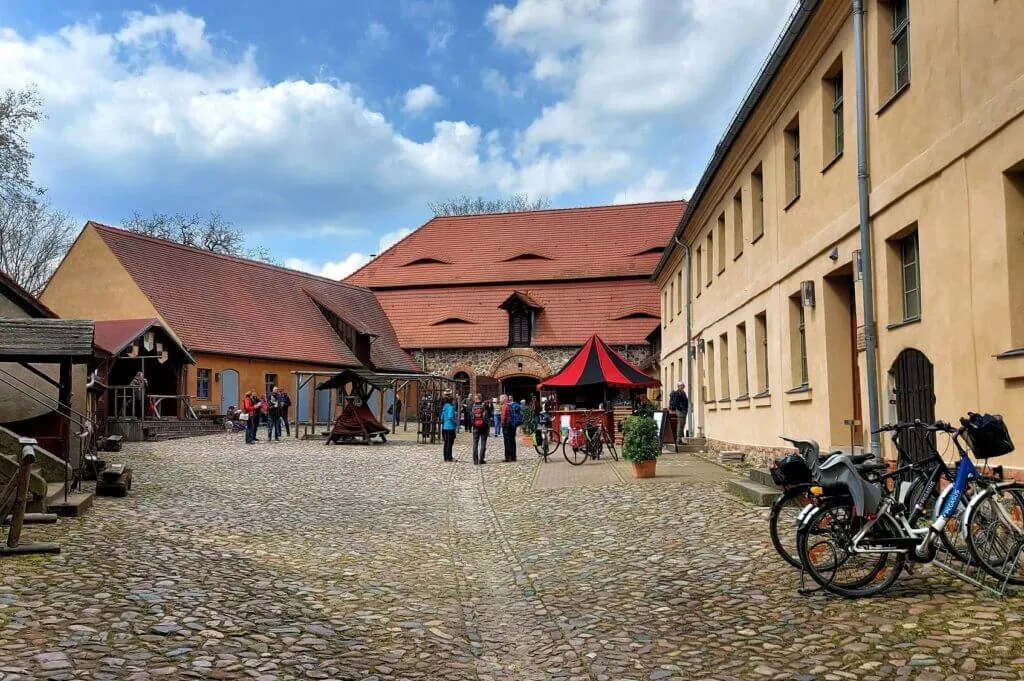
left=632, top=246, right=666, bottom=256
left=401, top=257, right=451, bottom=266
left=499, top=290, right=543, bottom=348
left=502, top=252, right=553, bottom=262
left=431, top=316, right=475, bottom=326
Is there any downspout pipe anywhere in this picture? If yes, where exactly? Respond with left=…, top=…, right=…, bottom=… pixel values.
left=853, top=0, right=881, bottom=457
left=673, top=235, right=694, bottom=440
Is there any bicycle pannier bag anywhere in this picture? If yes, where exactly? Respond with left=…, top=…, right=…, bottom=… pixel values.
left=770, top=453, right=812, bottom=486
left=473, top=405, right=486, bottom=429
left=964, top=412, right=1015, bottom=459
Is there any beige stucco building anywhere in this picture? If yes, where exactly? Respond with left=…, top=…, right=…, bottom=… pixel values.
left=655, top=0, right=1024, bottom=470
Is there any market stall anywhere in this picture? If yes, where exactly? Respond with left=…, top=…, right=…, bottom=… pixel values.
left=538, top=334, right=660, bottom=439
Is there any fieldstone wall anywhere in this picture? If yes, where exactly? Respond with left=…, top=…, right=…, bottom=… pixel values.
left=414, top=345, right=653, bottom=383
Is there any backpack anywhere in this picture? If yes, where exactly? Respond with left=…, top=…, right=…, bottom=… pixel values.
left=509, top=402, right=523, bottom=428
left=472, top=404, right=486, bottom=429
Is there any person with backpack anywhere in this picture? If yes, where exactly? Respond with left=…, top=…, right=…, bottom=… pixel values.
left=501, top=394, right=521, bottom=462
left=469, top=393, right=492, bottom=465
left=440, top=395, right=457, bottom=462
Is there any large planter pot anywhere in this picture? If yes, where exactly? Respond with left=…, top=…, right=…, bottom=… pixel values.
left=520, top=434, right=534, bottom=446
left=631, top=459, right=657, bottom=479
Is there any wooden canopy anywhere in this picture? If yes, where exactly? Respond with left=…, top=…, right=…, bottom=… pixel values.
left=0, top=319, right=95, bottom=363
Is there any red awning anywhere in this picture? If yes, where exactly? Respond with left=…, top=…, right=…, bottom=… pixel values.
left=539, top=334, right=660, bottom=389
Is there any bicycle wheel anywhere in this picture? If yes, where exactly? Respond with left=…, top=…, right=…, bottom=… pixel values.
left=562, top=435, right=588, bottom=466
left=533, top=430, right=553, bottom=459
left=602, top=431, right=618, bottom=461
left=769, top=485, right=810, bottom=569
left=797, top=500, right=906, bottom=598
left=965, top=483, right=1024, bottom=586
left=931, top=482, right=973, bottom=565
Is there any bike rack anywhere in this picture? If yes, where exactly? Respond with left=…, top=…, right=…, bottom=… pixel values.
left=932, top=542, right=1022, bottom=597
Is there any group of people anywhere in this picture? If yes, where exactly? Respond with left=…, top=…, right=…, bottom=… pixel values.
left=439, top=393, right=525, bottom=464
left=239, top=387, right=292, bottom=444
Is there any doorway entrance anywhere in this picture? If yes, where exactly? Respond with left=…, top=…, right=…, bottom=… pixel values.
left=220, top=369, right=239, bottom=415
left=501, top=375, right=540, bottom=403
left=889, top=348, right=936, bottom=463
left=823, top=269, right=863, bottom=444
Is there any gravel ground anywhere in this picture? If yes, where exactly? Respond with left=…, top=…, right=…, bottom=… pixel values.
left=0, top=434, right=1021, bottom=681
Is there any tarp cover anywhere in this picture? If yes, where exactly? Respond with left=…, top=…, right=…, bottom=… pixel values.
left=539, top=334, right=660, bottom=389
left=327, top=401, right=389, bottom=443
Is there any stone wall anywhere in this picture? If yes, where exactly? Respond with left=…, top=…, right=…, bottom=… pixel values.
left=415, top=345, right=653, bottom=385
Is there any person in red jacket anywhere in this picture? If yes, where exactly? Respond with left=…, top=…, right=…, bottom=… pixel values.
left=243, top=390, right=261, bottom=444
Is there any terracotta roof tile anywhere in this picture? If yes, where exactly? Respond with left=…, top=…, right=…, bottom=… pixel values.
left=90, top=223, right=419, bottom=372
left=93, top=318, right=193, bottom=362
left=374, top=279, right=663, bottom=348
left=346, top=200, right=685, bottom=288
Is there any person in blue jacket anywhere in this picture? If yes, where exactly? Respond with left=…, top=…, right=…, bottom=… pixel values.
left=441, top=395, right=458, bottom=462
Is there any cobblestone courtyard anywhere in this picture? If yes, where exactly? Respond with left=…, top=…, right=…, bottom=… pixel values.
left=1, top=436, right=1022, bottom=681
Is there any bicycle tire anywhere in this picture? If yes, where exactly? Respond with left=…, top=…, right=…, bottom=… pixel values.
left=769, top=485, right=810, bottom=569
left=533, top=431, right=554, bottom=459
left=965, top=482, right=1024, bottom=586
left=930, top=482, right=972, bottom=565
left=562, top=437, right=588, bottom=466
left=797, top=500, right=906, bottom=598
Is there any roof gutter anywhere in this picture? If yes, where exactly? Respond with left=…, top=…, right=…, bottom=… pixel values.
left=652, top=0, right=820, bottom=280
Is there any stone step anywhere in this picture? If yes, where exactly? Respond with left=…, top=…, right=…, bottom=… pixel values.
left=684, top=437, right=707, bottom=446
left=726, top=479, right=778, bottom=507
left=749, top=467, right=777, bottom=488
left=47, top=491, right=94, bottom=518
left=719, top=450, right=745, bottom=464
left=677, top=443, right=705, bottom=454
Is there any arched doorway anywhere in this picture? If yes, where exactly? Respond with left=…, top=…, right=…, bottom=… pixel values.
left=453, top=371, right=471, bottom=400
left=220, top=369, right=239, bottom=414
left=889, top=348, right=936, bottom=463
left=502, top=375, right=540, bottom=404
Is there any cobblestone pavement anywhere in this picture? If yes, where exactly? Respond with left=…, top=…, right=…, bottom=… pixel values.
left=1, top=435, right=1023, bottom=681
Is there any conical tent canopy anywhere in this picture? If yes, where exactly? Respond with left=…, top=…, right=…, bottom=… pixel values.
left=539, top=334, right=660, bottom=389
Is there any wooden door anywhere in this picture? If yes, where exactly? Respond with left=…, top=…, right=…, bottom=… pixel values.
left=848, top=278, right=863, bottom=442
left=890, top=348, right=936, bottom=464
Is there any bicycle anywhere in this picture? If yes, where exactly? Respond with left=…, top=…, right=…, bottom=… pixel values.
left=562, top=412, right=618, bottom=465
left=797, top=417, right=1024, bottom=598
left=532, top=420, right=561, bottom=462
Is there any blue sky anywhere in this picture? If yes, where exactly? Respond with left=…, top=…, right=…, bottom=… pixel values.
left=0, top=0, right=797, bottom=278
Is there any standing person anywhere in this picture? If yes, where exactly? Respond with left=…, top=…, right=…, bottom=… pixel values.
left=267, top=387, right=282, bottom=442
left=440, top=395, right=457, bottom=462
left=668, top=382, right=690, bottom=442
left=130, top=371, right=147, bottom=419
left=492, top=397, right=501, bottom=437
left=260, top=393, right=270, bottom=440
left=243, top=390, right=257, bottom=444
left=250, top=390, right=263, bottom=442
left=469, top=393, right=492, bottom=465
left=277, top=387, right=292, bottom=437
left=392, top=396, right=403, bottom=430
left=501, top=395, right=519, bottom=462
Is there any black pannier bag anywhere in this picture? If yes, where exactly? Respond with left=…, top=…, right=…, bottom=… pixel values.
left=964, top=412, right=1015, bottom=459
left=770, top=452, right=812, bottom=487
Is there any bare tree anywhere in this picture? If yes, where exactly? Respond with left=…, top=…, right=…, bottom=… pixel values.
left=0, top=194, right=76, bottom=294
left=0, top=86, right=44, bottom=202
left=122, top=211, right=275, bottom=264
left=428, top=193, right=552, bottom=217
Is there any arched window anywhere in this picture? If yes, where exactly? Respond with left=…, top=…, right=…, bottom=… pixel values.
left=510, top=312, right=532, bottom=347
left=453, top=371, right=471, bottom=399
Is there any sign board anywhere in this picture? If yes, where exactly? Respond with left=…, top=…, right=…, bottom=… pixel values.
left=657, top=409, right=677, bottom=447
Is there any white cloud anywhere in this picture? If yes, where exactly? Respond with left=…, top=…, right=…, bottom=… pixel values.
left=379, top=227, right=414, bottom=252
left=487, top=0, right=799, bottom=167
left=402, top=84, right=444, bottom=114
left=285, top=254, right=371, bottom=280
left=612, top=171, right=692, bottom=205
left=364, top=21, right=390, bottom=46
left=481, top=68, right=525, bottom=98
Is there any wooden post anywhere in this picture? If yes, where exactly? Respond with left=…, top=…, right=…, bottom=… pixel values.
left=1, top=441, right=61, bottom=557
left=58, top=359, right=72, bottom=504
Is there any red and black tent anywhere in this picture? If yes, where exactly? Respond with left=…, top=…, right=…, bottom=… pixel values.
left=539, top=334, right=660, bottom=389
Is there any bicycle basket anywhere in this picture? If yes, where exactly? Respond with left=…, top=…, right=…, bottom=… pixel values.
left=770, top=453, right=811, bottom=487
left=965, top=413, right=1015, bottom=459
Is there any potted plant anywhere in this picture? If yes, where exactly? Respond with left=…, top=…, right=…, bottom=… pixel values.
left=621, top=415, right=660, bottom=478
left=520, top=404, right=536, bottom=445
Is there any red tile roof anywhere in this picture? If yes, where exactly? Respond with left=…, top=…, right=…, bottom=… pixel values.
left=90, top=223, right=419, bottom=372
left=93, top=318, right=193, bottom=362
left=373, top=279, right=662, bottom=348
left=346, top=200, right=685, bottom=288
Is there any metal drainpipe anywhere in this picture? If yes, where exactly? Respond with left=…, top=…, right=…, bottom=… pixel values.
left=673, top=236, right=694, bottom=440
left=853, top=0, right=881, bottom=457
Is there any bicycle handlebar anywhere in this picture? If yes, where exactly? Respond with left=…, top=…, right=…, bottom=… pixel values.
left=872, top=419, right=956, bottom=435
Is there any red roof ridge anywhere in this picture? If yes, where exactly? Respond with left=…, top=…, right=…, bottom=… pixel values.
left=88, top=221, right=371, bottom=292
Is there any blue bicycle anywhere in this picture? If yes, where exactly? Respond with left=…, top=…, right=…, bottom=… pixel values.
left=796, top=415, right=1024, bottom=598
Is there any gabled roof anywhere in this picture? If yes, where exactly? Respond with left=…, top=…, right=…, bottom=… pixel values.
left=0, top=270, right=56, bottom=319
left=499, top=290, right=544, bottom=311
left=374, top=279, right=662, bottom=348
left=88, top=223, right=419, bottom=372
left=346, top=200, right=686, bottom=288
left=93, top=318, right=194, bottom=363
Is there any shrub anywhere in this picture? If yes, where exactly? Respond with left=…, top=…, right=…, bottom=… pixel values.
left=522, top=404, right=535, bottom=434
left=621, top=415, right=660, bottom=462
